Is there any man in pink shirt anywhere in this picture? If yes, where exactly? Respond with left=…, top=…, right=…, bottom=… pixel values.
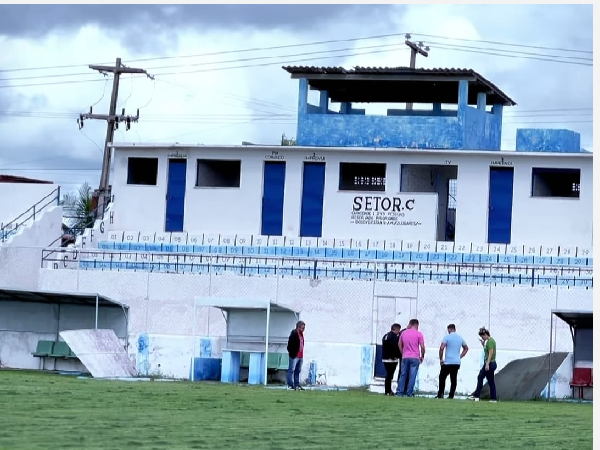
left=396, top=319, right=425, bottom=397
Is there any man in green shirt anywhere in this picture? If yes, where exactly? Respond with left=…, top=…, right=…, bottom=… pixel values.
left=468, top=327, right=497, bottom=402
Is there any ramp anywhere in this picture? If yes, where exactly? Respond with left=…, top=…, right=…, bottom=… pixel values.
left=60, top=329, right=137, bottom=378
left=475, top=352, right=569, bottom=400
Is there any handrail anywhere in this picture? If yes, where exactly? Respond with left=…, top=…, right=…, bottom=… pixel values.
left=46, top=195, right=112, bottom=248
left=1, top=187, right=60, bottom=242
left=40, top=248, right=593, bottom=287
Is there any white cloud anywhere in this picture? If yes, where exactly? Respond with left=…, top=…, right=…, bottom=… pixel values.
left=0, top=4, right=592, bottom=193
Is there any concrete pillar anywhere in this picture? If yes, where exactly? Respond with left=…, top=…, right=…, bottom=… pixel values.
left=477, top=92, right=487, bottom=111
left=319, top=90, right=329, bottom=114
left=458, top=80, right=469, bottom=107
left=492, top=103, right=503, bottom=117
left=298, top=78, right=308, bottom=115
left=457, top=80, right=469, bottom=129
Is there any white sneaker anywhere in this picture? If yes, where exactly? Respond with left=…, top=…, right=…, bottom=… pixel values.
left=489, top=400, right=498, bottom=403
left=467, top=396, right=480, bottom=401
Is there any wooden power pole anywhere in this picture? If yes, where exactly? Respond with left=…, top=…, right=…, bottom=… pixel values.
left=404, top=34, right=430, bottom=110
left=78, top=58, right=152, bottom=214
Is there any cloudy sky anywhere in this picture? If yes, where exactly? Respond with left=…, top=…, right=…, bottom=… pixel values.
left=0, top=4, right=593, bottom=193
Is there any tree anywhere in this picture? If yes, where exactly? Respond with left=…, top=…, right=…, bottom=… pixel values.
left=61, top=182, right=94, bottom=232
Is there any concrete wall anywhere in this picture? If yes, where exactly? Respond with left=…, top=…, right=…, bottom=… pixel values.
left=462, top=105, right=502, bottom=151
left=297, top=113, right=462, bottom=149
left=0, top=183, right=57, bottom=226
left=31, top=265, right=592, bottom=392
left=109, top=146, right=593, bottom=246
left=457, top=154, right=593, bottom=246
left=295, top=79, right=502, bottom=150
left=4, top=206, right=63, bottom=248
left=517, top=129, right=582, bottom=153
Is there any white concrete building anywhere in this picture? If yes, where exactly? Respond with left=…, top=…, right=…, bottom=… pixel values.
left=0, top=66, right=593, bottom=399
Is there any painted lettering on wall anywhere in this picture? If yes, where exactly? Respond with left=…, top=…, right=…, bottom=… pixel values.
left=305, top=152, right=325, bottom=162
left=168, top=151, right=187, bottom=158
left=490, top=157, right=512, bottom=166
left=265, top=150, right=284, bottom=160
left=350, top=196, right=422, bottom=227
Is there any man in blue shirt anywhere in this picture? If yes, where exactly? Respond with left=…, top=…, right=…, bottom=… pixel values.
left=437, top=324, right=469, bottom=399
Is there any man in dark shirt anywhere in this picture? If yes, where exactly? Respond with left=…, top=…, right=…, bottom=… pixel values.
left=381, top=323, right=402, bottom=395
left=287, top=321, right=305, bottom=390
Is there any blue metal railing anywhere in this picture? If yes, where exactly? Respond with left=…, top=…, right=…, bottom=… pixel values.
left=1, top=187, right=60, bottom=242
left=40, top=248, right=593, bottom=288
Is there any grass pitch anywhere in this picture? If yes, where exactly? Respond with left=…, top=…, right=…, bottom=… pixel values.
left=0, top=370, right=592, bottom=450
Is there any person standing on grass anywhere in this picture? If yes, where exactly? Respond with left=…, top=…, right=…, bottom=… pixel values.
left=468, top=327, right=498, bottom=402
left=437, top=323, right=469, bottom=399
left=286, top=320, right=305, bottom=391
left=381, top=323, right=402, bottom=396
left=396, top=325, right=410, bottom=394
left=396, top=319, right=425, bottom=397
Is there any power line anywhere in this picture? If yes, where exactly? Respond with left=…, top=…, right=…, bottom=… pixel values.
left=0, top=42, right=407, bottom=83
left=504, top=107, right=592, bottom=113
left=2, top=38, right=591, bottom=85
left=3, top=109, right=595, bottom=123
left=5, top=112, right=596, bottom=125
left=422, top=40, right=592, bottom=62
left=0, top=38, right=592, bottom=89
left=0, top=77, right=111, bottom=89
left=1, top=30, right=592, bottom=75
left=0, top=32, right=412, bottom=73
left=424, top=43, right=593, bottom=66
left=411, top=33, right=593, bottom=54
left=156, top=79, right=296, bottom=113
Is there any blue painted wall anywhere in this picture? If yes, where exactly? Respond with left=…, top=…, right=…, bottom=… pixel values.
left=137, top=333, right=150, bottom=376
left=298, top=113, right=462, bottom=148
left=462, top=105, right=503, bottom=151
left=360, top=345, right=374, bottom=386
left=295, top=78, right=504, bottom=150
left=516, top=129, right=582, bottom=153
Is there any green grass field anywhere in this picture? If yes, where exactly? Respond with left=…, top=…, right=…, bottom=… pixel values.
left=0, top=370, right=592, bottom=450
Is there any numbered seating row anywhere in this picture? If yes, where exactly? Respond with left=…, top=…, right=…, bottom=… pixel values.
left=68, top=259, right=592, bottom=287
left=54, top=252, right=591, bottom=275
left=92, top=241, right=593, bottom=267
left=91, top=231, right=593, bottom=259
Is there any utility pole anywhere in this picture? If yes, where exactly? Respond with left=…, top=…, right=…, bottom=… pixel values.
left=404, top=34, right=430, bottom=110
left=78, top=58, right=153, bottom=214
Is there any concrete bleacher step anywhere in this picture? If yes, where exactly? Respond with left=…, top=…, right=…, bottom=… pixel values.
left=84, top=233, right=592, bottom=269
left=45, top=231, right=592, bottom=288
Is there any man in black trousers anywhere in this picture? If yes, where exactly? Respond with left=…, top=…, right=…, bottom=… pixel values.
left=381, top=323, right=402, bottom=396
left=437, top=323, right=469, bottom=399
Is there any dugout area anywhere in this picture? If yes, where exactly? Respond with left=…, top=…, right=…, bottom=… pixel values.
left=0, top=288, right=129, bottom=373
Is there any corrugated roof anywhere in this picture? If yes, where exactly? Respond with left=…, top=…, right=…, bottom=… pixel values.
left=282, top=66, right=516, bottom=106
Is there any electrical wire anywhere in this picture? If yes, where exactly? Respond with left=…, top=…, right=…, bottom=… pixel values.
left=0, top=30, right=591, bottom=74
left=411, top=33, right=593, bottom=54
